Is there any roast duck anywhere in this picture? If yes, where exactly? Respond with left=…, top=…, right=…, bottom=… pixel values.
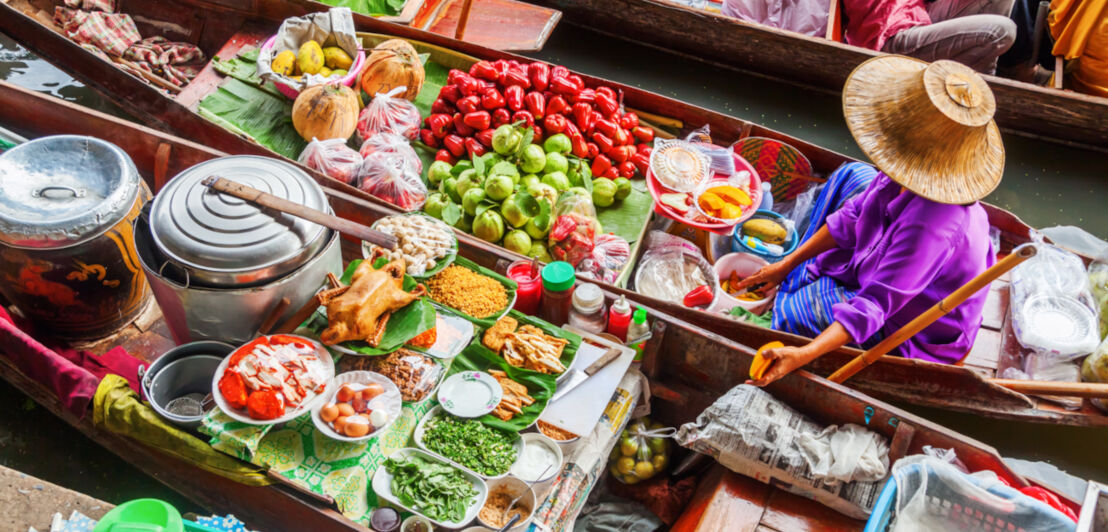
left=319, top=251, right=425, bottom=346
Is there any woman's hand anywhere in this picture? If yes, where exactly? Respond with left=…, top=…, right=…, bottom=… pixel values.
left=733, top=260, right=792, bottom=293
left=746, top=344, right=818, bottom=387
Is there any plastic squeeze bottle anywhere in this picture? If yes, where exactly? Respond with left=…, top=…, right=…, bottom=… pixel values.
left=607, top=295, right=632, bottom=341
left=627, top=307, right=651, bottom=361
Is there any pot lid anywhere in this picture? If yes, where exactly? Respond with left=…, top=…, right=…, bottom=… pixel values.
left=149, top=156, right=328, bottom=282
left=0, top=135, right=140, bottom=249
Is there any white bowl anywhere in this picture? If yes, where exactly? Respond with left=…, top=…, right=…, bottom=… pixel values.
left=414, top=405, right=525, bottom=480
left=372, top=448, right=488, bottom=529
left=477, top=476, right=537, bottom=531
left=509, top=433, right=563, bottom=483
left=211, top=335, right=334, bottom=426
left=709, top=252, right=776, bottom=315
left=311, top=371, right=403, bottom=443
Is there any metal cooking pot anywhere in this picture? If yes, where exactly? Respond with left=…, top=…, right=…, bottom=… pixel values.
left=148, top=155, right=330, bottom=288
left=0, top=136, right=150, bottom=339
left=139, top=341, right=233, bottom=429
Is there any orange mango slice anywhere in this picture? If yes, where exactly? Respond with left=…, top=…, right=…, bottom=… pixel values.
left=750, top=341, right=784, bottom=380
left=710, top=185, right=752, bottom=206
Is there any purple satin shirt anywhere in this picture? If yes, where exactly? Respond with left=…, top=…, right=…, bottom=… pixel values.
left=809, top=174, right=995, bottom=363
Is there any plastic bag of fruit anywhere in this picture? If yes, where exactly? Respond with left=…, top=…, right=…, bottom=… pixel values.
left=549, top=192, right=602, bottom=267
left=577, top=233, right=631, bottom=284
left=298, top=137, right=363, bottom=184
left=357, top=86, right=421, bottom=142
left=608, top=417, right=675, bottom=485
left=359, top=132, right=422, bottom=175
left=355, top=150, right=427, bottom=211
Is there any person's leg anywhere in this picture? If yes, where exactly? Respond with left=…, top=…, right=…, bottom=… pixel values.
left=883, top=15, right=1017, bottom=73
left=773, top=275, right=857, bottom=338
left=927, top=0, right=1015, bottom=22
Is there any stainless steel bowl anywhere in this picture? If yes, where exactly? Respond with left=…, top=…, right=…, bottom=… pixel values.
left=140, top=341, right=233, bottom=429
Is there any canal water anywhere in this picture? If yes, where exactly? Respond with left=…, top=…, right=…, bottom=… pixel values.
left=1, top=21, right=1106, bottom=514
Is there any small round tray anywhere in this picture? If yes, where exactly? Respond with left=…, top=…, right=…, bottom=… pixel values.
left=212, top=335, right=335, bottom=426
left=437, top=371, right=503, bottom=418
left=311, top=371, right=403, bottom=443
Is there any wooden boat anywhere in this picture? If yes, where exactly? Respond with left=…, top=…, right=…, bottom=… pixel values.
left=527, top=0, right=1108, bottom=152
left=2, top=0, right=1103, bottom=427
left=0, top=81, right=1081, bottom=531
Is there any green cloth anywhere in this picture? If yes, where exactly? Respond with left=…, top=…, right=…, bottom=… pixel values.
left=91, top=375, right=271, bottom=486
left=199, top=391, right=438, bottom=522
left=727, top=306, right=774, bottom=328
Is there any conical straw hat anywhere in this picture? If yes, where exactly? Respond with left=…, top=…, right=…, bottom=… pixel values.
left=842, top=56, right=1004, bottom=204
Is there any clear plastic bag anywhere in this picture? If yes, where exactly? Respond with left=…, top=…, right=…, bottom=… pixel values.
left=357, top=86, right=421, bottom=142
left=360, top=348, right=443, bottom=403
left=684, top=125, right=735, bottom=176
left=355, top=150, right=427, bottom=211
left=358, top=131, right=422, bottom=175
left=775, top=182, right=822, bottom=238
left=297, top=137, right=363, bottom=184
left=1009, top=242, right=1099, bottom=358
left=633, top=231, right=716, bottom=304
left=576, top=233, right=631, bottom=284
left=548, top=193, right=602, bottom=267
left=1082, top=338, right=1108, bottom=412
left=607, top=416, right=674, bottom=484
left=1089, top=260, right=1108, bottom=339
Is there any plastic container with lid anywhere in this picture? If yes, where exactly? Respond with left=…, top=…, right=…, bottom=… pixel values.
left=568, top=282, right=607, bottom=334
left=539, top=261, right=575, bottom=325
left=607, top=295, right=632, bottom=341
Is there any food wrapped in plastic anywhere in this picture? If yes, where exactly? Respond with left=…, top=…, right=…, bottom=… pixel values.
left=366, top=213, right=457, bottom=277
left=1083, top=338, right=1108, bottom=412
left=1089, top=260, right=1108, bottom=339
left=359, top=131, right=422, bottom=175
left=607, top=417, right=673, bottom=485
left=576, top=233, right=631, bottom=284
left=634, top=231, right=717, bottom=304
left=344, top=348, right=444, bottom=403
left=548, top=193, right=602, bottom=267
left=1009, top=243, right=1099, bottom=358
left=297, top=137, right=363, bottom=184
left=357, top=86, right=421, bottom=142
left=649, top=138, right=711, bottom=192
left=683, top=125, right=735, bottom=176
left=355, top=150, right=427, bottom=211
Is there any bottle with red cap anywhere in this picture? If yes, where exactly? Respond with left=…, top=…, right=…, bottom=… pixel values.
left=606, top=295, right=632, bottom=341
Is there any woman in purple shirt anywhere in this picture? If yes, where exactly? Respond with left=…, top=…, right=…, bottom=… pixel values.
left=738, top=55, right=1005, bottom=385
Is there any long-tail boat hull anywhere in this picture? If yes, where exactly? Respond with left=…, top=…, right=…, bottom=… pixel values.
left=0, top=0, right=1102, bottom=427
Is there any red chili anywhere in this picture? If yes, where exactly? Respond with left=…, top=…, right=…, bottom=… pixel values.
left=620, top=112, right=639, bottom=130
left=594, top=118, right=619, bottom=138
left=524, top=92, right=545, bottom=118
left=595, top=92, right=619, bottom=116
left=443, top=134, right=466, bottom=157
left=419, top=129, right=438, bottom=148
left=528, top=62, right=550, bottom=91
left=431, top=98, right=455, bottom=115
left=456, top=95, right=480, bottom=115
left=453, top=113, right=475, bottom=136
left=587, top=142, right=599, bottom=159
left=481, top=88, right=506, bottom=110
left=492, top=108, right=511, bottom=127
left=592, top=131, right=614, bottom=154
left=504, top=69, right=531, bottom=89
left=571, top=133, right=588, bottom=158
left=543, top=114, right=567, bottom=134
left=549, top=76, right=579, bottom=97
left=512, top=110, right=535, bottom=128
left=682, top=285, right=714, bottom=308
left=470, top=60, right=499, bottom=81
left=590, top=154, right=612, bottom=177
left=618, top=161, right=636, bottom=178
left=504, top=85, right=525, bottom=112
left=574, top=88, right=596, bottom=105
left=545, top=95, right=569, bottom=116
left=632, top=126, right=654, bottom=143
left=475, top=128, right=495, bottom=147
left=465, top=138, right=487, bottom=157
left=435, top=149, right=457, bottom=165
left=573, top=103, right=595, bottom=132
left=463, top=111, right=491, bottom=131
left=439, top=84, right=462, bottom=103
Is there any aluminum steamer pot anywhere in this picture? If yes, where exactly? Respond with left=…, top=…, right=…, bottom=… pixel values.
left=137, top=156, right=341, bottom=345
left=0, top=136, right=150, bottom=339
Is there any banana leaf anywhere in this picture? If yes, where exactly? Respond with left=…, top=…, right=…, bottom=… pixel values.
left=317, top=0, right=405, bottom=17
left=304, top=258, right=437, bottom=356
left=427, top=256, right=518, bottom=329
left=597, top=179, right=652, bottom=246
left=503, top=309, right=582, bottom=373
left=446, top=341, right=555, bottom=432
left=197, top=78, right=305, bottom=159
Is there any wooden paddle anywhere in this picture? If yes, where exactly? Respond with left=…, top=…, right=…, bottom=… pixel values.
left=828, top=244, right=1038, bottom=384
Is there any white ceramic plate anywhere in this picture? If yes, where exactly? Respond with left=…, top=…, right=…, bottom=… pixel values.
left=311, top=371, right=402, bottom=443
left=372, top=448, right=488, bottom=529
left=437, top=371, right=502, bottom=418
left=211, top=335, right=335, bottom=426
left=412, top=405, right=524, bottom=480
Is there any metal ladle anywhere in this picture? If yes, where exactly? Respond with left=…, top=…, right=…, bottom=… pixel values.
left=499, top=463, right=554, bottom=531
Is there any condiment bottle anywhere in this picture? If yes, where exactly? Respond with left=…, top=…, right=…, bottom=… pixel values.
left=568, top=282, right=607, bottom=334
left=627, top=307, right=651, bottom=362
left=607, top=295, right=632, bottom=341
left=507, top=259, right=543, bottom=315
left=539, top=261, right=576, bottom=325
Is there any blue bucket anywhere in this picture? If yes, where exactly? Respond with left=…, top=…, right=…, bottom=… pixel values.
left=731, top=210, right=798, bottom=263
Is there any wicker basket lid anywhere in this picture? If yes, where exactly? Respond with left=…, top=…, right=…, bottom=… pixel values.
left=842, top=56, right=1005, bottom=204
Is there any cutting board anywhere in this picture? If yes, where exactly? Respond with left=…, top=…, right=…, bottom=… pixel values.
left=538, top=327, right=635, bottom=438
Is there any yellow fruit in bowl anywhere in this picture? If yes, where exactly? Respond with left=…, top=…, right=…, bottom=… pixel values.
left=271, top=50, right=297, bottom=76
left=323, top=46, right=354, bottom=70
left=319, top=66, right=334, bottom=77
left=297, top=40, right=325, bottom=75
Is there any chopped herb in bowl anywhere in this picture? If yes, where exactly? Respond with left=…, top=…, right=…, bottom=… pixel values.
left=422, top=413, right=519, bottom=476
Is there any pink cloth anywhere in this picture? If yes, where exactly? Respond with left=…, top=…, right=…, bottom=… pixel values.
left=0, top=307, right=142, bottom=418
left=842, top=0, right=932, bottom=50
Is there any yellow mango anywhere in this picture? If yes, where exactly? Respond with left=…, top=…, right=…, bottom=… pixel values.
left=699, top=191, right=724, bottom=213
left=297, top=40, right=325, bottom=75
left=711, top=185, right=752, bottom=206
left=271, top=50, right=297, bottom=76
left=323, top=46, right=354, bottom=70
left=750, top=341, right=784, bottom=380
left=319, top=66, right=334, bottom=77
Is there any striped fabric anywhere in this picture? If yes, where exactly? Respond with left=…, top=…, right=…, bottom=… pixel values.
left=772, top=162, right=881, bottom=346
